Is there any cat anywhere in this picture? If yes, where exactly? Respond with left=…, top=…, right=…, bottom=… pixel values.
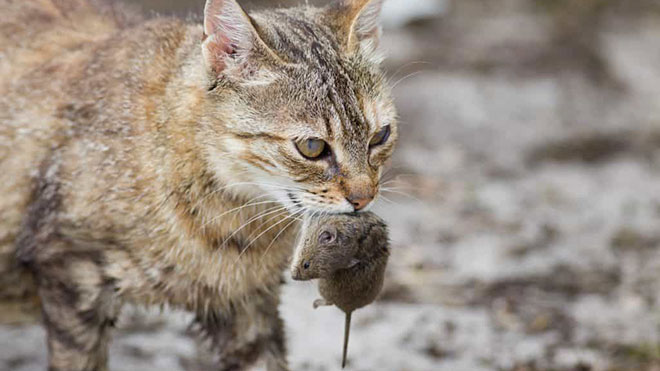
left=0, top=0, right=397, bottom=370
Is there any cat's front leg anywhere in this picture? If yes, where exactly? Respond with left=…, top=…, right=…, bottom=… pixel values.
left=195, top=288, right=288, bottom=371
left=32, top=248, right=119, bottom=371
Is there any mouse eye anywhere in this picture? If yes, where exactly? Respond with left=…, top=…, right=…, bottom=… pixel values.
left=303, top=261, right=310, bottom=270
left=318, top=230, right=335, bottom=244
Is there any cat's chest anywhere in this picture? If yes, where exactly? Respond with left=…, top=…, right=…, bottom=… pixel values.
left=115, top=219, right=298, bottom=309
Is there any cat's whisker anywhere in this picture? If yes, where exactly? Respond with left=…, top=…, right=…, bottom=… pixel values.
left=377, top=167, right=417, bottom=185
left=388, top=60, right=432, bottom=83
left=208, top=197, right=274, bottom=218
left=220, top=181, right=306, bottom=192
left=261, top=183, right=308, bottom=192
left=378, top=167, right=395, bottom=182
left=189, top=179, right=302, bottom=213
left=219, top=205, right=290, bottom=249
left=233, top=209, right=302, bottom=265
left=200, top=182, right=304, bottom=222
left=380, top=188, right=421, bottom=202
left=379, top=175, right=418, bottom=184
left=244, top=207, right=293, bottom=242
left=378, top=177, right=420, bottom=193
left=193, top=189, right=271, bottom=213
left=380, top=186, right=412, bottom=192
left=380, top=186, right=414, bottom=192
left=258, top=212, right=302, bottom=267
left=202, top=177, right=310, bottom=196
left=200, top=199, right=281, bottom=229
left=223, top=171, right=308, bottom=192
left=376, top=194, right=396, bottom=204
left=391, top=70, right=426, bottom=90
left=379, top=180, right=408, bottom=187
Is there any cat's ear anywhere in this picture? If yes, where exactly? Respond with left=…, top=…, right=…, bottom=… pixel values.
left=333, top=0, right=385, bottom=56
left=202, top=0, right=278, bottom=75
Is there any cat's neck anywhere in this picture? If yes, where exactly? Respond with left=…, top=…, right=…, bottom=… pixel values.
left=153, top=26, right=290, bottom=248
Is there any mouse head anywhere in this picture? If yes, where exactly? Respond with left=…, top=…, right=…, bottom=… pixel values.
left=291, top=214, right=360, bottom=280
left=290, top=212, right=387, bottom=280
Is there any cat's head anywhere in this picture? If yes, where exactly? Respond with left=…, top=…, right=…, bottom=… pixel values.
left=199, top=0, right=397, bottom=215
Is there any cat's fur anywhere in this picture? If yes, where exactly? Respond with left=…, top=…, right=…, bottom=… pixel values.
left=0, top=0, right=397, bottom=370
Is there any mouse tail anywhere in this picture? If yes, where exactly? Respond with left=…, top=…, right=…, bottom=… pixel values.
left=342, top=311, right=352, bottom=368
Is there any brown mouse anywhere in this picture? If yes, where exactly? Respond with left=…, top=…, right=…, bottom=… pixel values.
left=291, top=212, right=390, bottom=368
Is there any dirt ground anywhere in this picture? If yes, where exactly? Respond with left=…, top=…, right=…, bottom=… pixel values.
left=3, top=0, right=660, bottom=370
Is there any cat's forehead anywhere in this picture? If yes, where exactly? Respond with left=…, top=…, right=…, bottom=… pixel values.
left=254, top=8, right=391, bottom=132
left=256, top=8, right=344, bottom=65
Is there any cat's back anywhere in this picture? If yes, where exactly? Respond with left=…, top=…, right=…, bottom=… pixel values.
left=0, top=0, right=194, bottom=219
left=0, top=0, right=195, bottom=322
left=0, top=0, right=133, bottom=173
left=0, top=0, right=129, bottom=322
left=0, top=0, right=138, bottom=234
left=0, top=0, right=123, bottom=78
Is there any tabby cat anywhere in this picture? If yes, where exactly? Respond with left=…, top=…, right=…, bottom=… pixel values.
left=0, top=0, right=397, bottom=369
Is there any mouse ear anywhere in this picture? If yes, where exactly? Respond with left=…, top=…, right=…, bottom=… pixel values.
left=318, top=226, right=338, bottom=245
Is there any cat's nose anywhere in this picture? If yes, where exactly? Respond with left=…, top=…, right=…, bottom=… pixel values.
left=345, top=174, right=376, bottom=211
left=346, top=194, right=373, bottom=211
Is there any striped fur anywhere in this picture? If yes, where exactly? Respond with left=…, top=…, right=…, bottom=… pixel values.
left=0, top=0, right=396, bottom=370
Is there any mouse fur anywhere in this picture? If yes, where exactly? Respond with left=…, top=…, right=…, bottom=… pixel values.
left=291, top=212, right=390, bottom=368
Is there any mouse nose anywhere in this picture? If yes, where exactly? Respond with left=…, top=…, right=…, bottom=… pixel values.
left=291, top=267, right=301, bottom=280
left=346, top=195, right=373, bottom=211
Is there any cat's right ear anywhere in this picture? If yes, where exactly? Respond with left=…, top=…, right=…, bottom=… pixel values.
left=202, top=0, right=278, bottom=76
left=329, top=0, right=385, bottom=58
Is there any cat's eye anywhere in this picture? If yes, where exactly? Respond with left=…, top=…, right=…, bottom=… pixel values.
left=369, top=125, right=391, bottom=147
left=295, top=138, right=328, bottom=159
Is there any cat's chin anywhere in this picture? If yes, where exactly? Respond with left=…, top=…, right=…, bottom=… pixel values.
left=278, top=199, right=354, bottom=216
left=298, top=202, right=358, bottom=216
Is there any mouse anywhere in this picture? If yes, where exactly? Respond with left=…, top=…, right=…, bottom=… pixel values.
left=291, top=212, right=390, bottom=368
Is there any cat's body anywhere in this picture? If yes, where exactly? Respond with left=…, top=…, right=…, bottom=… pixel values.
left=0, top=0, right=397, bottom=370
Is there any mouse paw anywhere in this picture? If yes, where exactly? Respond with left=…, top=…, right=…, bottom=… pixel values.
left=313, top=298, right=331, bottom=309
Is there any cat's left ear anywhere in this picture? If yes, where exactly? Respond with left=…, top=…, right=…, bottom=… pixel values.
left=202, top=0, right=280, bottom=76
left=332, top=0, right=385, bottom=57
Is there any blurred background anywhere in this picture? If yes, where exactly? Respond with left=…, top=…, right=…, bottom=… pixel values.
left=3, top=0, right=660, bottom=370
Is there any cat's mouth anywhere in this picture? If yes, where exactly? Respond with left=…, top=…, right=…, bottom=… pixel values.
left=254, top=178, right=374, bottom=215
left=283, top=189, right=366, bottom=215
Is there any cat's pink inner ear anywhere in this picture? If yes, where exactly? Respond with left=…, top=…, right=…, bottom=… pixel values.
left=202, top=0, right=255, bottom=73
